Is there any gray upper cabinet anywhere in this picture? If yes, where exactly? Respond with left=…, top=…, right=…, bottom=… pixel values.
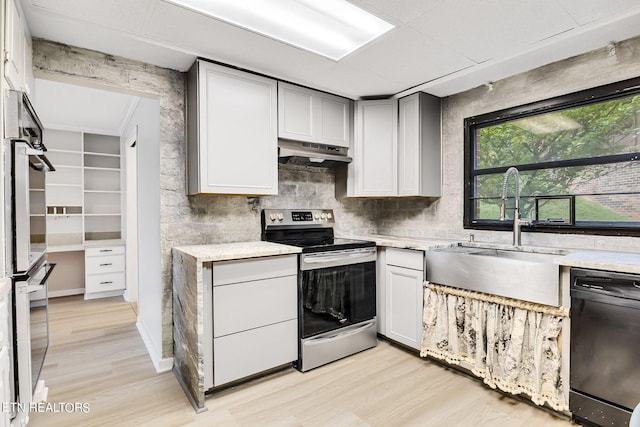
left=346, top=93, right=441, bottom=197
left=398, top=92, right=441, bottom=197
left=278, top=82, right=352, bottom=148
left=349, top=99, right=398, bottom=197
left=186, top=60, right=278, bottom=196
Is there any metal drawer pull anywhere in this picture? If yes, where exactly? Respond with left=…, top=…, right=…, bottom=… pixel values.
left=99, top=263, right=113, bottom=267
left=99, top=249, right=113, bottom=253
left=100, top=281, right=113, bottom=285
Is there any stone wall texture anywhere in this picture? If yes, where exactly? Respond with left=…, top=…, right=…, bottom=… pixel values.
left=33, top=35, right=640, bottom=359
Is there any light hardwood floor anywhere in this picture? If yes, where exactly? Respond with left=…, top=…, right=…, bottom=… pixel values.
left=29, top=296, right=577, bottom=427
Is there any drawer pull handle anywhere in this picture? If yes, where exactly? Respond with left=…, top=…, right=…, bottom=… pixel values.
left=100, top=281, right=113, bottom=285
left=99, top=263, right=113, bottom=267
left=99, top=249, right=113, bottom=253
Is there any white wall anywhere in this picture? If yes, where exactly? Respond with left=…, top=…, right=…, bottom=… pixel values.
left=121, top=97, right=164, bottom=370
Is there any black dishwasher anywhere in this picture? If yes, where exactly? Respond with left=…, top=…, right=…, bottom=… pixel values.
left=570, top=268, right=640, bottom=427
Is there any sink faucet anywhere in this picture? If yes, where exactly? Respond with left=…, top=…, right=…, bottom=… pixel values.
left=499, top=167, right=531, bottom=246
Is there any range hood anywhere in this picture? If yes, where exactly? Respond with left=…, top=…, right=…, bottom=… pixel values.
left=278, top=140, right=351, bottom=167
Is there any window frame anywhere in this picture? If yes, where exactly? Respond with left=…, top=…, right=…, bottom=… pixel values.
left=464, top=76, right=640, bottom=237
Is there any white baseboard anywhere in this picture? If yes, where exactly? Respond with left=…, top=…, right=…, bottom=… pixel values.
left=136, top=319, right=173, bottom=373
left=48, top=288, right=84, bottom=298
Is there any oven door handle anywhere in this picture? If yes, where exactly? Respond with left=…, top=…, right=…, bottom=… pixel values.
left=306, top=321, right=375, bottom=345
left=25, top=263, right=56, bottom=293
left=39, top=263, right=56, bottom=286
left=303, top=250, right=376, bottom=265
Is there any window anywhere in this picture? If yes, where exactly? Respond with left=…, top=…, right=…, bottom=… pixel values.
left=464, top=77, right=640, bottom=236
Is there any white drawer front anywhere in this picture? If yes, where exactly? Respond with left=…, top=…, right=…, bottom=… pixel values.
left=212, top=255, right=297, bottom=286
left=213, top=275, right=297, bottom=337
left=213, top=319, right=297, bottom=386
left=85, top=272, right=125, bottom=293
left=86, top=246, right=125, bottom=257
left=86, top=255, right=125, bottom=274
left=386, top=247, right=424, bottom=271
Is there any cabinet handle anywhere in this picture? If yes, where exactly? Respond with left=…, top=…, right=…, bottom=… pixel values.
left=99, top=263, right=113, bottom=267
left=100, top=281, right=113, bottom=285
left=99, top=249, right=113, bottom=253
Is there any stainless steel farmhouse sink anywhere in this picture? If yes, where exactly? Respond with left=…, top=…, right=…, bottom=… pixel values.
left=425, top=245, right=570, bottom=306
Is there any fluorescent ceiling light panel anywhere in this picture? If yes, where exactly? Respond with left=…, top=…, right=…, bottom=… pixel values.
left=166, top=0, right=394, bottom=60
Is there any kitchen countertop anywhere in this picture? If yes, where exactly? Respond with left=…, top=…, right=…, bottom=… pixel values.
left=341, top=234, right=460, bottom=251
left=345, top=234, right=640, bottom=275
left=172, top=241, right=301, bottom=263
left=557, top=250, right=640, bottom=275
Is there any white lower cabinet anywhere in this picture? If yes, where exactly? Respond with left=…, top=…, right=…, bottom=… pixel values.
left=383, top=248, right=425, bottom=350
left=208, top=255, right=297, bottom=387
left=84, top=244, right=126, bottom=299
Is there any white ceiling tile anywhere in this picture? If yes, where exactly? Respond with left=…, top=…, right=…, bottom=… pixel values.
left=344, top=27, right=474, bottom=90
left=557, top=0, right=640, bottom=25
left=28, top=0, right=154, bottom=33
left=410, top=0, right=576, bottom=63
left=25, top=11, right=195, bottom=71
left=347, top=0, right=443, bottom=24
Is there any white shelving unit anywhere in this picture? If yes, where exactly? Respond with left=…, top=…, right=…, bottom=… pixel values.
left=44, top=129, right=123, bottom=250
left=44, top=129, right=125, bottom=300
left=45, top=130, right=84, bottom=250
left=83, top=133, right=122, bottom=241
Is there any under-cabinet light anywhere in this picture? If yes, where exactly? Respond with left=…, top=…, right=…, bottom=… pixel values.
left=166, top=0, right=394, bottom=60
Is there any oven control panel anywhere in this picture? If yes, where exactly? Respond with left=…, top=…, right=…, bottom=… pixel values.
left=263, top=209, right=334, bottom=226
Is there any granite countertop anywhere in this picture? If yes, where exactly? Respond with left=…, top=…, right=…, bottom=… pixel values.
left=172, top=241, right=301, bottom=263
left=557, top=250, right=640, bottom=275
left=346, top=233, right=640, bottom=275
left=341, top=234, right=460, bottom=251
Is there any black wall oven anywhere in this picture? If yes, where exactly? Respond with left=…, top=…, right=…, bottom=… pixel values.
left=570, top=268, right=640, bottom=427
left=262, top=209, right=378, bottom=372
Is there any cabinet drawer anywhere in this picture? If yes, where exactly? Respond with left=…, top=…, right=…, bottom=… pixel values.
left=86, top=254, right=125, bottom=274
left=213, top=319, right=297, bottom=386
left=212, top=255, right=297, bottom=286
left=86, top=246, right=125, bottom=257
left=386, top=248, right=424, bottom=271
left=213, top=275, right=297, bottom=337
left=85, top=272, right=125, bottom=293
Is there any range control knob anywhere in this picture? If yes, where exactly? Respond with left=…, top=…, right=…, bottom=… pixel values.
left=321, top=213, right=327, bottom=220
left=327, top=212, right=333, bottom=220
left=277, top=213, right=284, bottom=221
left=314, top=213, right=320, bottom=220
left=269, top=213, right=277, bottom=222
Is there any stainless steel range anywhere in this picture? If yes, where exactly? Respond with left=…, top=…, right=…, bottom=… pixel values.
left=262, top=209, right=377, bottom=372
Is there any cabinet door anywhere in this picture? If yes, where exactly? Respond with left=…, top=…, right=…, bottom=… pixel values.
left=196, top=61, right=278, bottom=195
left=385, top=265, right=423, bottom=350
left=4, top=0, right=24, bottom=90
left=316, top=92, right=352, bottom=148
left=278, top=82, right=315, bottom=142
left=398, top=93, right=442, bottom=197
left=353, top=99, right=398, bottom=196
left=398, top=93, right=421, bottom=196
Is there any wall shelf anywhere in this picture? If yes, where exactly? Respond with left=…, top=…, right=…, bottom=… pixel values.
left=44, top=129, right=123, bottom=250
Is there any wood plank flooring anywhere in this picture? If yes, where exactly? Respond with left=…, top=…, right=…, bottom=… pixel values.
left=29, top=296, right=577, bottom=427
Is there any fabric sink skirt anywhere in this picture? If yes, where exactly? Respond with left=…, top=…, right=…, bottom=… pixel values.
left=421, top=282, right=569, bottom=412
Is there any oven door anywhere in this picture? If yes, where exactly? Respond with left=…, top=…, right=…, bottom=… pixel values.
left=13, top=261, right=54, bottom=413
left=300, top=247, right=376, bottom=338
left=12, top=142, right=48, bottom=274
